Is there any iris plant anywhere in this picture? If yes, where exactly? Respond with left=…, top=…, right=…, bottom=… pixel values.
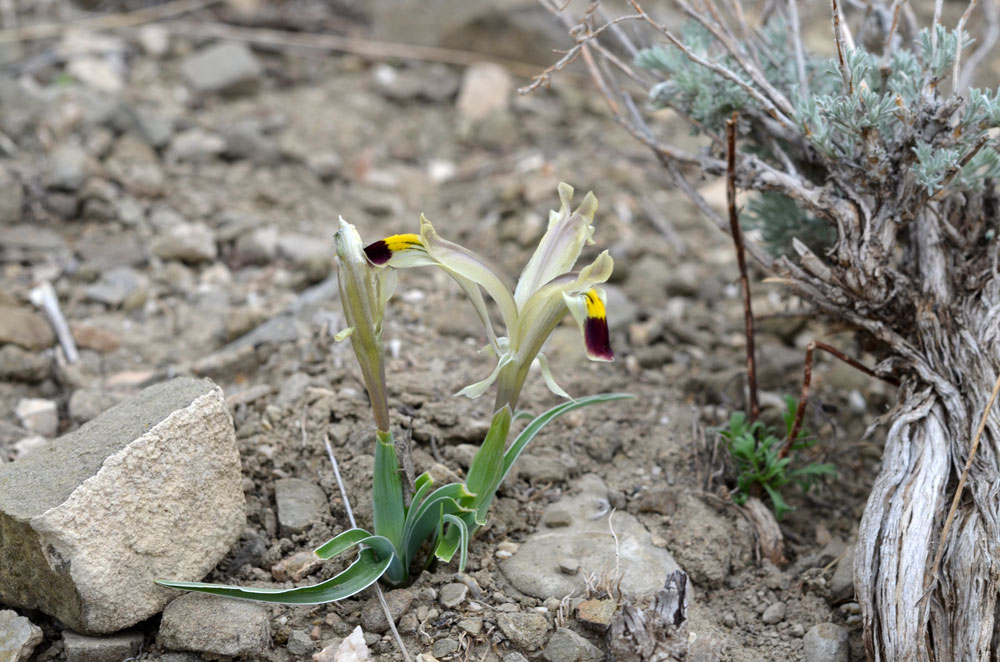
left=157, top=183, right=630, bottom=604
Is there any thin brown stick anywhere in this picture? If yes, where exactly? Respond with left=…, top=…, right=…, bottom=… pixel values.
left=880, top=0, right=905, bottom=70
left=783, top=340, right=900, bottom=453
left=726, top=114, right=760, bottom=422
left=919, top=370, right=1000, bottom=615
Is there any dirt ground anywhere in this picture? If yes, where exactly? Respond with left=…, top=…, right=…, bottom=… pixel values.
left=0, top=2, right=899, bottom=660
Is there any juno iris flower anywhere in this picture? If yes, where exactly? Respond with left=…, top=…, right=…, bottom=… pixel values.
left=364, top=183, right=613, bottom=411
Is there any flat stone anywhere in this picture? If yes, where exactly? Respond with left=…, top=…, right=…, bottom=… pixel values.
left=830, top=543, right=855, bottom=602
left=0, top=610, right=42, bottom=662
left=104, top=135, right=164, bottom=197
left=0, top=305, right=55, bottom=350
left=360, top=588, right=413, bottom=634
left=0, top=345, right=49, bottom=383
left=0, top=225, right=65, bottom=252
left=47, top=144, right=92, bottom=191
left=456, top=62, right=513, bottom=122
left=575, top=599, right=615, bottom=632
left=542, top=627, right=604, bottom=662
left=500, top=474, right=681, bottom=600
left=761, top=601, right=786, bottom=625
left=270, top=550, right=323, bottom=582
left=802, top=623, right=849, bottom=662
left=75, top=233, right=145, bottom=271
left=286, top=629, right=313, bottom=656
left=151, top=222, right=217, bottom=263
left=63, top=630, right=143, bottom=662
left=158, top=592, right=270, bottom=657
left=558, top=558, right=579, bottom=576
left=181, top=42, right=262, bottom=96
left=458, top=618, right=482, bottom=635
left=274, top=478, right=328, bottom=534
left=432, top=638, right=460, bottom=657
left=497, top=612, right=550, bottom=651
left=438, top=582, right=468, bottom=608
left=0, top=378, right=245, bottom=633
left=70, top=324, right=121, bottom=354
left=83, top=267, right=147, bottom=307
left=14, top=398, right=58, bottom=437
left=166, top=129, right=225, bottom=163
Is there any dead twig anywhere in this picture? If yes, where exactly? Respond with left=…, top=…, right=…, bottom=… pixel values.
left=959, top=0, right=999, bottom=90
left=783, top=340, right=900, bottom=453
left=831, top=0, right=853, bottom=95
left=323, top=435, right=412, bottom=662
left=952, top=0, right=980, bottom=96
left=787, top=0, right=808, bottom=93
left=29, top=281, right=77, bottom=364
left=726, top=115, right=760, bottom=421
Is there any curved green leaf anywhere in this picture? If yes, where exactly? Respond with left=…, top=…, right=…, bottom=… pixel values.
left=434, top=513, right=470, bottom=571
left=400, top=483, right=473, bottom=560
left=501, top=393, right=632, bottom=484
left=155, top=549, right=391, bottom=604
left=313, top=528, right=372, bottom=560
left=374, top=430, right=405, bottom=548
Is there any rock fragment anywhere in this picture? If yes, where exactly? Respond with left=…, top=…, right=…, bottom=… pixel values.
left=542, top=628, right=604, bottom=662
left=497, top=612, right=550, bottom=651
left=576, top=599, right=615, bottom=632
left=274, top=478, right=328, bottom=534
left=438, top=582, right=468, bottom=608
left=0, top=378, right=245, bottom=633
left=14, top=398, right=58, bottom=437
left=0, top=167, right=23, bottom=224
left=0, top=610, right=42, bottom=662
left=456, top=62, right=512, bottom=122
left=0, top=305, right=55, bottom=350
left=360, top=589, right=413, bottom=634
left=0, top=345, right=49, bottom=383
left=761, top=601, right=786, bottom=625
left=62, top=630, right=143, bottom=662
left=151, top=222, right=218, bottom=264
left=181, top=42, right=262, bottom=96
left=802, top=623, right=849, bottom=662
left=158, top=592, right=270, bottom=657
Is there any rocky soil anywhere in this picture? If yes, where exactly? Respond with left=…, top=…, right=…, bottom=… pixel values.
left=0, top=2, right=896, bottom=661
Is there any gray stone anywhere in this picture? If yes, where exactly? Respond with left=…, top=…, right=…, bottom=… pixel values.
left=181, top=42, right=262, bottom=96
left=456, top=62, right=512, bottom=122
left=277, top=233, right=334, bottom=268
left=75, top=233, right=145, bottom=271
left=438, top=582, right=468, bottom=608
left=432, top=638, right=460, bottom=657
left=84, top=266, right=147, bottom=307
left=0, top=378, right=245, bottom=633
left=761, top=601, right=786, bottom=625
left=234, top=226, right=278, bottom=266
left=0, top=225, right=65, bottom=252
left=0, top=77, right=45, bottom=145
left=0, top=167, right=23, bottom=224
left=68, top=389, right=121, bottom=424
left=559, top=558, right=579, bottom=575
left=0, top=610, right=42, bottom=662
left=360, top=588, right=413, bottom=634
left=62, top=630, right=143, bottom=662
left=501, top=474, right=681, bottom=599
left=504, top=654, right=529, bottom=662
left=47, top=144, right=91, bottom=191
left=14, top=398, right=58, bottom=437
left=543, top=627, right=604, bottom=662
left=130, top=107, right=174, bottom=148
left=0, top=306, right=54, bottom=350
left=306, top=152, right=343, bottom=181
left=802, top=623, right=849, bottom=662
left=458, top=618, right=482, bottom=635
left=104, top=135, right=164, bottom=197
left=285, top=629, right=314, bottom=656
left=497, top=612, right=550, bottom=651
left=166, top=129, right=226, bottom=163
left=159, top=592, right=270, bottom=657
left=274, top=478, right=328, bottom=534
left=223, top=119, right=279, bottom=164
left=624, top=254, right=672, bottom=309
left=0, top=345, right=49, bottom=383
left=830, top=543, right=855, bottom=602
left=151, top=222, right=217, bottom=263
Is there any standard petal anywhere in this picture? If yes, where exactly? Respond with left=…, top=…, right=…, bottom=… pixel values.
left=563, top=287, right=614, bottom=362
left=513, top=183, right=599, bottom=310
left=419, top=214, right=518, bottom=333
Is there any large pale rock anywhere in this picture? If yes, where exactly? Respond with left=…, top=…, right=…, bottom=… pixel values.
left=0, top=377, right=245, bottom=634
left=500, top=474, right=681, bottom=599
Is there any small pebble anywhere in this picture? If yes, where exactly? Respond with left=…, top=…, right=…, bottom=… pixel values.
left=761, top=601, right=786, bottom=625
left=558, top=558, right=579, bottom=575
left=431, top=638, right=459, bottom=657
left=439, top=582, right=468, bottom=608
left=722, top=613, right=737, bottom=628
left=788, top=623, right=805, bottom=638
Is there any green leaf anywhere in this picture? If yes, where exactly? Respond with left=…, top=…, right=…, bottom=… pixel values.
left=501, top=393, right=633, bottom=484
left=400, top=484, right=473, bottom=567
left=465, top=406, right=514, bottom=500
left=313, top=528, right=372, bottom=560
left=762, top=483, right=794, bottom=520
left=373, top=430, right=405, bottom=549
left=155, top=549, right=391, bottom=604
left=434, top=513, right=470, bottom=571
left=405, top=472, right=435, bottom=518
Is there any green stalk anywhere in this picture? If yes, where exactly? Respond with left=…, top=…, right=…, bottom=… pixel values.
left=373, top=429, right=407, bottom=585
left=463, top=406, right=513, bottom=525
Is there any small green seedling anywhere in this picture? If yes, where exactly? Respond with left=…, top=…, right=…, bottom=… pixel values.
left=719, top=396, right=836, bottom=520
left=157, top=183, right=631, bottom=603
